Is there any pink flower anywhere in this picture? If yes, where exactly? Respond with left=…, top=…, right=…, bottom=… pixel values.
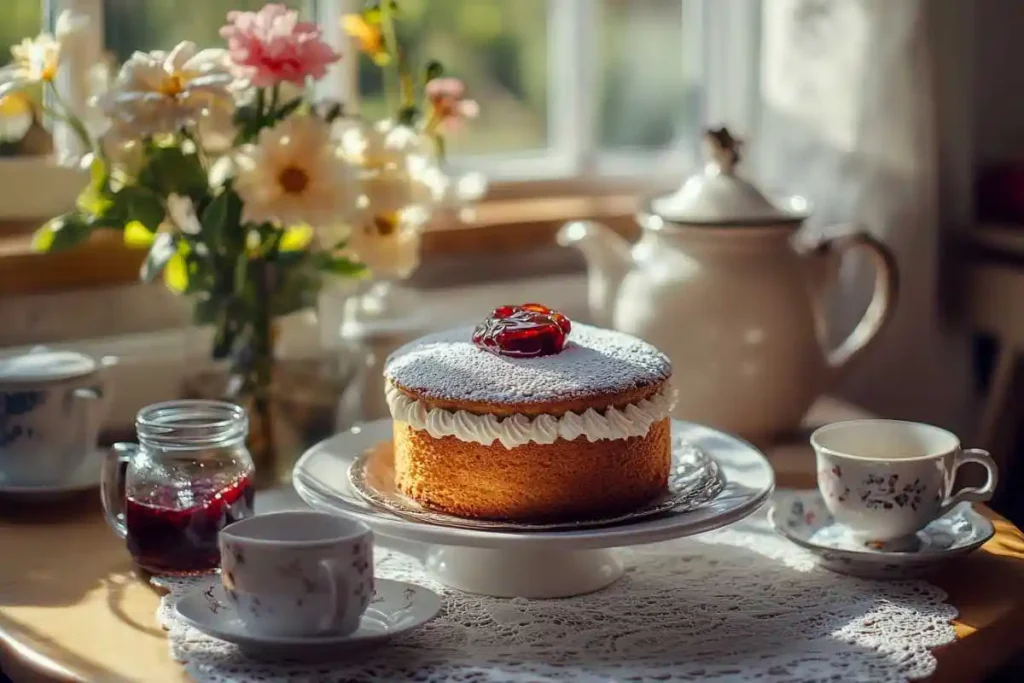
left=220, top=3, right=339, bottom=87
left=425, top=77, right=479, bottom=130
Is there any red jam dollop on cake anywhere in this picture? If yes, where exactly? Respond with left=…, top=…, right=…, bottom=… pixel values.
left=472, top=303, right=572, bottom=358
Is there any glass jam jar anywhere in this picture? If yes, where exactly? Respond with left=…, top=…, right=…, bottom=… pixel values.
left=101, top=400, right=256, bottom=575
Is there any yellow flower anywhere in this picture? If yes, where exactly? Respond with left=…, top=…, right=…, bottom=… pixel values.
left=342, top=15, right=390, bottom=66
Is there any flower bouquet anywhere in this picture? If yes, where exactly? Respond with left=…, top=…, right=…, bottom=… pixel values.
left=9, top=2, right=484, bottom=477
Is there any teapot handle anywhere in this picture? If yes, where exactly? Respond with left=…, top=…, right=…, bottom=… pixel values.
left=813, top=225, right=899, bottom=377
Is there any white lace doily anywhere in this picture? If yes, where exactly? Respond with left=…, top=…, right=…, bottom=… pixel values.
left=156, top=507, right=958, bottom=683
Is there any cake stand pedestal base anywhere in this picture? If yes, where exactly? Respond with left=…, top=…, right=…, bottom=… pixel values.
left=423, top=546, right=624, bottom=598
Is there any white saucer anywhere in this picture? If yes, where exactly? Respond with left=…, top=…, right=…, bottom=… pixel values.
left=769, top=490, right=995, bottom=579
left=0, top=448, right=103, bottom=501
left=175, top=578, right=441, bottom=659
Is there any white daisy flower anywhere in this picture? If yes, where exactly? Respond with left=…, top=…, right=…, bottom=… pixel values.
left=0, top=11, right=88, bottom=97
left=234, top=114, right=358, bottom=229
left=97, top=41, right=235, bottom=138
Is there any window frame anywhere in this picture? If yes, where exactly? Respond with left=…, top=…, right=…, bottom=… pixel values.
left=0, top=0, right=763, bottom=295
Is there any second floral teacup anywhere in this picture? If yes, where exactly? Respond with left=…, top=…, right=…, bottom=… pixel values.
left=811, top=419, right=998, bottom=543
left=219, top=511, right=374, bottom=637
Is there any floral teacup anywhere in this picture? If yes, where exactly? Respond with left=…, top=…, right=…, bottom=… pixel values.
left=219, top=511, right=374, bottom=637
left=811, top=419, right=998, bottom=544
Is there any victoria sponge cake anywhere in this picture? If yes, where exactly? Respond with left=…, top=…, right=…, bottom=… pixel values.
left=383, top=304, right=676, bottom=522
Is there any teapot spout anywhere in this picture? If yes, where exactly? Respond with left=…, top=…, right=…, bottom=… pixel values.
left=557, top=221, right=633, bottom=328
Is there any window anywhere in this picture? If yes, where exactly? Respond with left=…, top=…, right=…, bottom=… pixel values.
left=17, top=0, right=758, bottom=184
left=100, top=0, right=315, bottom=64
left=0, top=0, right=761, bottom=293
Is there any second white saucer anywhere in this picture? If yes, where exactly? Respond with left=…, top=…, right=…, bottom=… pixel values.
left=0, top=448, right=103, bottom=501
left=175, top=578, right=441, bottom=659
left=769, top=490, right=994, bottom=579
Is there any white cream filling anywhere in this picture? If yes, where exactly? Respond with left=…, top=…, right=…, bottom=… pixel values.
left=385, top=380, right=676, bottom=449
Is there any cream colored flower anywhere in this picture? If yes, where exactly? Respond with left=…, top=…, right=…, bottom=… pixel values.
left=338, top=119, right=431, bottom=171
left=234, top=114, right=357, bottom=229
left=346, top=215, right=422, bottom=280
left=97, top=41, right=235, bottom=137
left=0, top=11, right=87, bottom=97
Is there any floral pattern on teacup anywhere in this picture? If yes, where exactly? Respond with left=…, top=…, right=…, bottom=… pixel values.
left=818, top=465, right=850, bottom=504
left=0, top=390, right=46, bottom=447
left=855, top=473, right=936, bottom=511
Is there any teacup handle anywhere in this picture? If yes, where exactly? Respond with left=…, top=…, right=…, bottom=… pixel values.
left=939, top=448, right=999, bottom=516
left=317, top=559, right=342, bottom=632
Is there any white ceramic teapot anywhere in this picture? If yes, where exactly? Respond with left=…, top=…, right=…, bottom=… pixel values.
left=557, top=128, right=898, bottom=441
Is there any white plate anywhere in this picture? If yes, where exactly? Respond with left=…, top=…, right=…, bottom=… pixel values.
left=175, top=578, right=441, bottom=660
left=769, top=490, right=995, bottom=579
left=0, top=448, right=103, bottom=500
left=348, top=436, right=726, bottom=531
left=293, top=419, right=774, bottom=598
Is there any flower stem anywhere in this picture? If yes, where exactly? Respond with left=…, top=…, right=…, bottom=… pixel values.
left=379, top=1, right=403, bottom=117
left=46, top=81, right=93, bottom=155
left=255, top=87, right=266, bottom=128
left=269, top=84, right=279, bottom=119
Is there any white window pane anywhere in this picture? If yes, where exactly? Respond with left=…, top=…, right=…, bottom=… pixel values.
left=0, top=0, right=43, bottom=57
left=599, top=0, right=697, bottom=150
left=101, top=0, right=314, bottom=63
left=358, top=0, right=549, bottom=156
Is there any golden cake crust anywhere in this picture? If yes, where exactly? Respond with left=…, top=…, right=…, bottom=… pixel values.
left=393, top=418, right=672, bottom=522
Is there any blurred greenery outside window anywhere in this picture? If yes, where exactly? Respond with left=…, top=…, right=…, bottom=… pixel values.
left=0, top=0, right=703, bottom=181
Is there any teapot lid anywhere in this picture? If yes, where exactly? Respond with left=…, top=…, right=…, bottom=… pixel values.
left=648, top=128, right=810, bottom=225
left=0, top=348, right=96, bottom=383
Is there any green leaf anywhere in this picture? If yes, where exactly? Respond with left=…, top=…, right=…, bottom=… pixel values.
left=200, top=191, right=229, bottom=247
left=76, top=157, right=113, bottom=217
left=280, top=225, right=313, bottom=251
left=424, top=60, right=444, bottom=82
left=140, top=233, right=176, bottom=282
left=120, top=186, right=165, bottom=231
left=138, top=146, right=207, bottom=197
left=32, top=215, right=93, bottom=252
left=163, top=251, right=189, bottom=293
left=319, top=255, right=369, bottom=278
left=271, top=97, right=303, bottom=123
left=234, top=252, right=249, bottom=295
left=123, top=220, right=155, bottom=247
left=397, top=105, right=419, bottom=126
left=201, top=188, right=243, bottom=250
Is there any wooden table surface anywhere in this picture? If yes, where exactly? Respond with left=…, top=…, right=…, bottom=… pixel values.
left=1, top=397, right=1023, bottom=683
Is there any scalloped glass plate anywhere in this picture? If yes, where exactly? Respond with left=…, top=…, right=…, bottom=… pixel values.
left=347, top=437, right=727, bottom=532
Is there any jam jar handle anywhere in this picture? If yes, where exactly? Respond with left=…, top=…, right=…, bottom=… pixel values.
left=101, top=443, right=137, bottom=539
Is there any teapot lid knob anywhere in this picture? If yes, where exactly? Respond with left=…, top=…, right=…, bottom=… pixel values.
left=645, top=124, right=811, bottom=225
left=703, top=127, right=742, bottom=176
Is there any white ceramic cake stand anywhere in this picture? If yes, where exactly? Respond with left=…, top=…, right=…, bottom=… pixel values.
left=293, top=419, right=774, bottom=599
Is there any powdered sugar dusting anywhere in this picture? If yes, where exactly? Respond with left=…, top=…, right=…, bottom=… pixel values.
left=384, top=323, right=671, bottom=405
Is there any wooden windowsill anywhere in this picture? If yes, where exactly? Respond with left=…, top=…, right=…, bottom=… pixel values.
left=0, top=193, right=642, bottom=297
